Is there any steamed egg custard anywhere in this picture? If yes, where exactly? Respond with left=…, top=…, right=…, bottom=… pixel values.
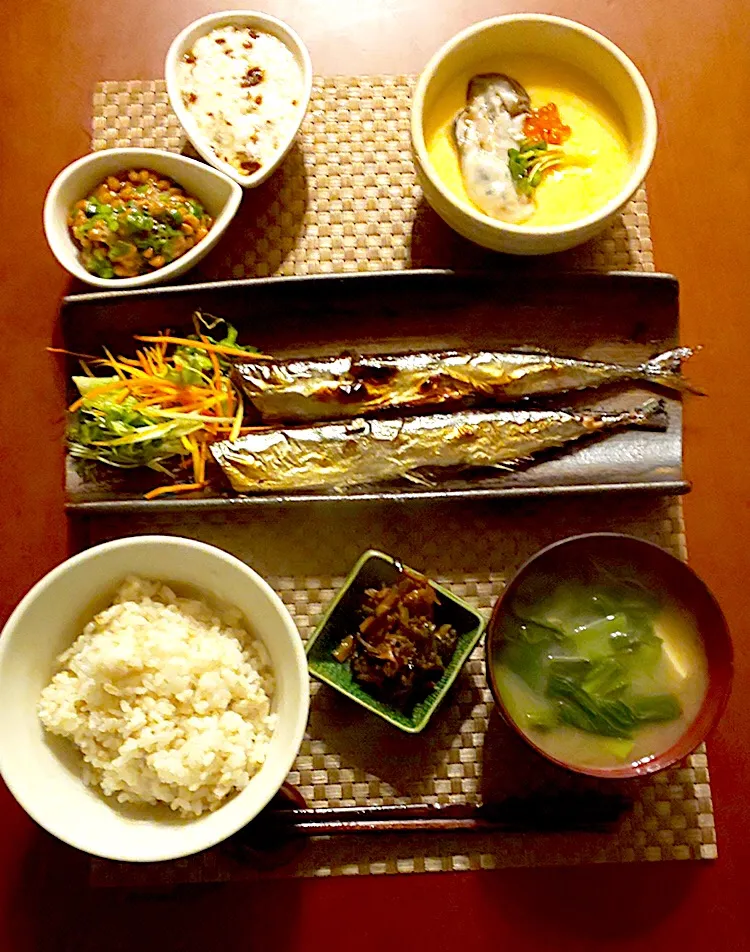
left=425, top=56, right=632, bottom=227
left=493, top=569, right=708, bottom=771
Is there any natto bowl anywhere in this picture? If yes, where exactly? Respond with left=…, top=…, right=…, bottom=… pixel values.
left=43, top=148, right=242, bottom=289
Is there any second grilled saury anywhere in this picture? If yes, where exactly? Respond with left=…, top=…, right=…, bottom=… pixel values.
left=233, top=347, right=696, bottom=423
left=212, top=400, right=667, bottom=493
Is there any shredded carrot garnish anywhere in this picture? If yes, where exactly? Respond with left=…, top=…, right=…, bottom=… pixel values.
left=102, top=347, right=127, bottom=380
left=48, top=347, right=99, bottom=361
left=144, top=482, right=206, bottom=500
left=99, top=353, right=150, bottom=378
left=64, top=323, right=266, bottom=499
left=133, top=334, right=273, bottom=360
left=68, top=379, right=130, bottom=412
left=209, top=347, right=222, bottom=384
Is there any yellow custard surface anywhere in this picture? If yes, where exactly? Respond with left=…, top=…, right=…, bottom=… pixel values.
left=424, top=56, right=633, bottom=228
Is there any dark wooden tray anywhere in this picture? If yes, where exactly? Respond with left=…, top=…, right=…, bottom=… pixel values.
left=61, top=269, right=689, bottom=513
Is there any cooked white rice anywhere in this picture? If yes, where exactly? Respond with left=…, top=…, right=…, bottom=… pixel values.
left=177, top=25, right=303, bottom=175
left=38, top=576, right=276, bottom=817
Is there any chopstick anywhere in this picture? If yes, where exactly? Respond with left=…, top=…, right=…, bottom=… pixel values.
left=247, top=793, right=631, bottom=839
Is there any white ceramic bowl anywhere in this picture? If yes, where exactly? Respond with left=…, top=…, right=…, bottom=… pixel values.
left=43, top=148, right=242, bottom=289
left=0, top=536, right=310, bottom=862
left=411, top=14, right=658, bottom=255
left=165, top=10, right=313, bottom=188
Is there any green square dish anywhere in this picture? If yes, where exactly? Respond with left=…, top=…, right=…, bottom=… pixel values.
left=306, top=550, right=486, bottom=733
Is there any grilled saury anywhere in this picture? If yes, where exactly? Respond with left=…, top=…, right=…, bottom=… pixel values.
left=211, top=400, right=668, bottom=494
left=233, top=347, right=696, bottom=424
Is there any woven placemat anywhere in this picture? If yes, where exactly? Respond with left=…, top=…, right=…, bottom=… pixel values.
left=86, top=78, right=711, bottom=885
left=86, top=496, right=712, bottom=886
left=92, top=77, right=654, bottom=278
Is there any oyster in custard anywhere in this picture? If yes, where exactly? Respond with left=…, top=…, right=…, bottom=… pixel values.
left=453, top=73, right=533, bottom=223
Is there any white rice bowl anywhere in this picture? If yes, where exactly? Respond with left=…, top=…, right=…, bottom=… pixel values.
left=0, top=536, right=309, bottom=862
left=38, top=576, right=276, bottom=818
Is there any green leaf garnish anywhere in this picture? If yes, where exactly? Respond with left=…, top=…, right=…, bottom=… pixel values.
left=499, top=576, right=683, bottom=748
left=66, top=316, right=257, bottom=472
left=508, top=138, right=587, bottom=199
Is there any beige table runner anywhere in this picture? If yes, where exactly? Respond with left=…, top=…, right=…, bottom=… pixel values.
left=87, top=77, right=712, bottom=886
left=92, top=76, right=654, bottom=279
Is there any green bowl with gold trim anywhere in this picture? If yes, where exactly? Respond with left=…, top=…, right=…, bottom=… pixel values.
left=306, top=550, right=486, bottom=733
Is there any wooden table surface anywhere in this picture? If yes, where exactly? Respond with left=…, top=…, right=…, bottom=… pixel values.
left=1, top=1, right=748, bottom=949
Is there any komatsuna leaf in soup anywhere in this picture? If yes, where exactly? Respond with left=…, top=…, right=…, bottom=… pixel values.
left=493, top=565, right=707, bottom=770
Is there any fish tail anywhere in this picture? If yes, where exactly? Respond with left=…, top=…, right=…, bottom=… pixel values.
left=627, top=398, right=670, bottom=431
left=638, top=347, right=705, bottom=395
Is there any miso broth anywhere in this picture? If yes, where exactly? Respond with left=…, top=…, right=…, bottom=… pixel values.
left=493, top=570, right=709, bottom=771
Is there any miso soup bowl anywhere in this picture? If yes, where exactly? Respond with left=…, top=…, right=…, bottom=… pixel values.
left=411, top=14, right=658, bottom=255
left=485, top=534, right=733, bottom=779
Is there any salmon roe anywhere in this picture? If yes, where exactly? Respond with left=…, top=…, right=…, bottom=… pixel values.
left=523, top=103, right=572, bottom=145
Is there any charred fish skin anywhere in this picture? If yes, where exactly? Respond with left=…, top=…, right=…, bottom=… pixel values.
left=232, top=354, right=357, bottom=422
left=454, top=73, right=533, bottom=223
left=211, top=400, right=668, bottom=495
left=234, top=348, right=698, bottom=424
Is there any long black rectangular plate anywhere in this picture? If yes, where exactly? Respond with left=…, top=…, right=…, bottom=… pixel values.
left=61, top=269, right=689, bottom=513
